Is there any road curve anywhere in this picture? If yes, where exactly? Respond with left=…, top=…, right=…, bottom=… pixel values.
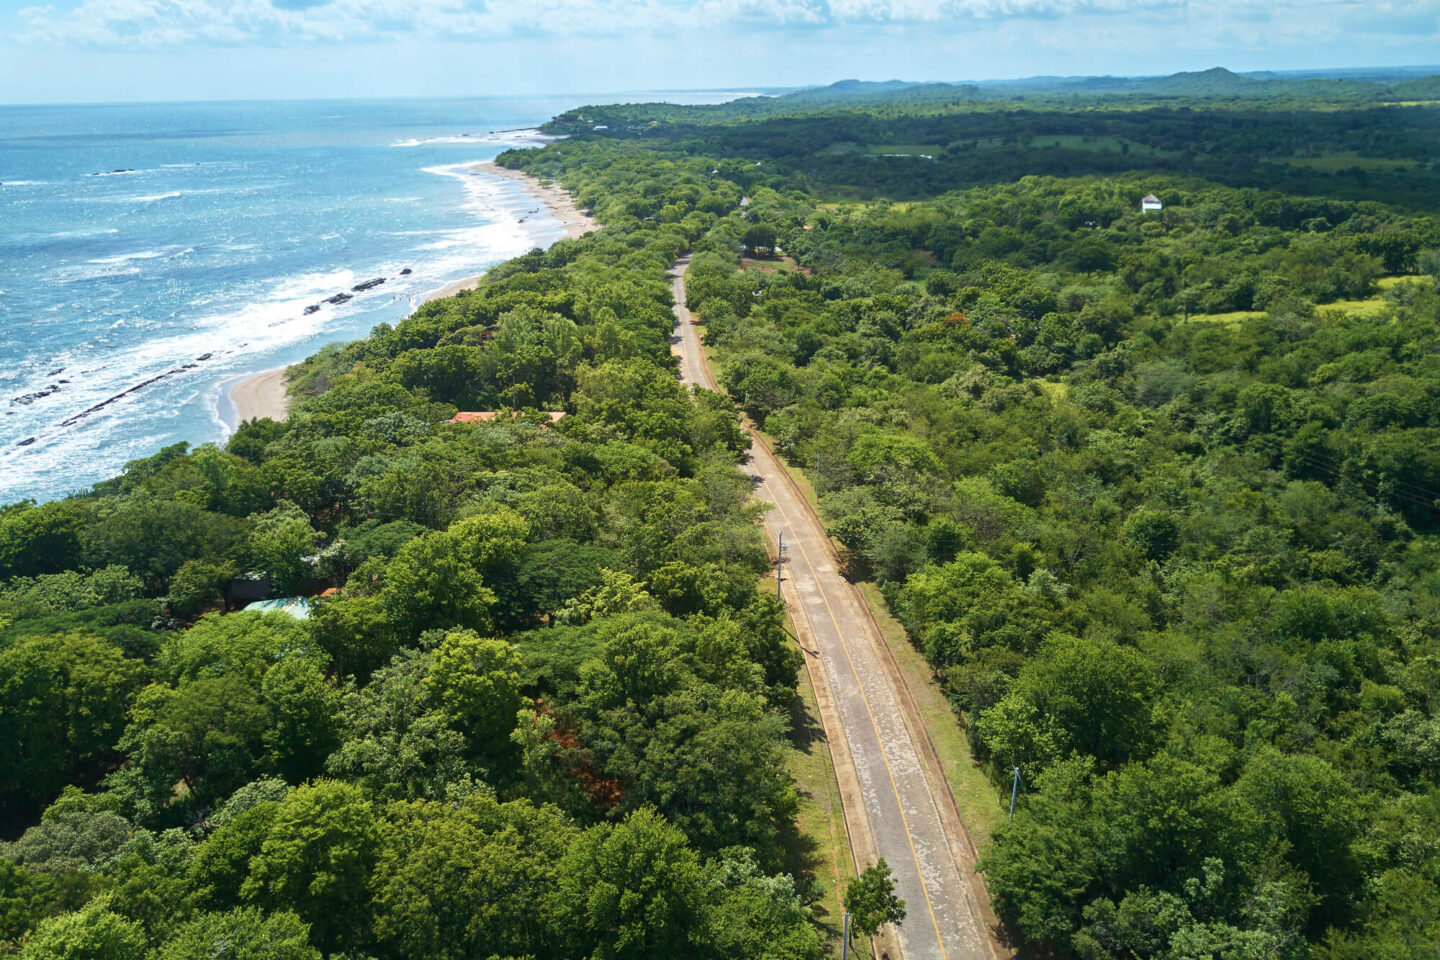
left=669, top=258, right=997, bottom=960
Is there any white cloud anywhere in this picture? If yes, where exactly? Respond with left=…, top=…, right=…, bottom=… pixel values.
left=14, top=0, right=1437, bottom=49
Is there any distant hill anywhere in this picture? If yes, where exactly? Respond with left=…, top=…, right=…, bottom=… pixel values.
left=1388, top=75, right=1440, bottom=99
left=959, top=65, right=1440, bottom=102
left=1138, top=66, right=1259, bottom=95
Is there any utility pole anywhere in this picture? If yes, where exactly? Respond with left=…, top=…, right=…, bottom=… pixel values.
left=841, top=911, right=851, bottom=960
left=776, top=532, right=785, bottom=599
left=1009, top=766, right=1021, bottom=822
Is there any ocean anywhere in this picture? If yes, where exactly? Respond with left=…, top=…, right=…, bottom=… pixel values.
left=0, top=94, right=744, bottom=504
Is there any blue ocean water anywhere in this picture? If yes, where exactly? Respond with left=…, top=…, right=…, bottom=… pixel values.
left=0, top=94, right=745, bottom=504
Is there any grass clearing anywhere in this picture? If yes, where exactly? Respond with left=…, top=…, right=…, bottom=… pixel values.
left=1189, top=294, right=1395, bottom=325
left=1318, top=296, right=1392, bottom=318
left=1279, top=154, right=1423, bottom=171
left=1034, top=380, right=1071, bottom=403
left=1188, top=309, right=1265, bottom=324
left=864, top=144, right=939, bottom=158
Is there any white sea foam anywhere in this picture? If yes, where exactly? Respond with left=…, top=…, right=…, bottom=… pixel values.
left=391, top=129, right=555, bottom=148
left=50, top=228, right=120, bottom=239
left=391, top=136, right=482, bottom=147
left=2, top=264, right=364, bottom=482
left=0, top=137, right=570, bottom=503
left=88, top=249, right=172, bottom=265
left=95, top=190, right=182, bottom=203
left=53, top=266, right=143, bottom=284
left=1, top=180, right=47, bottom=186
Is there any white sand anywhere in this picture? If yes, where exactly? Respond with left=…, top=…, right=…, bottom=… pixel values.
left=422, top=162, right=598, bottom=303
left=226, top=366, right=290, bottom=427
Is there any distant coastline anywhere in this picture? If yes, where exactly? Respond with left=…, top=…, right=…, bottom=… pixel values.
left=224, top=161, right=596, bottom=428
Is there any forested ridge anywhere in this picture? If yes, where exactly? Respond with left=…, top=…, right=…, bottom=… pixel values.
left=3, top=82, right=1440, bottom=959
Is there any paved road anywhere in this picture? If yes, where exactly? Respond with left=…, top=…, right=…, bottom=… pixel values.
left=669, top=259, right=994, bottom=960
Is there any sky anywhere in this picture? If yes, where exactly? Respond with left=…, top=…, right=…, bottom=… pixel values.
left=1, top=0, right=1438, bottom=104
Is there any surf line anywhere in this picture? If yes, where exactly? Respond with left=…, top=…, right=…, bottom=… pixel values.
left=57, top=352, right=217, bottom=429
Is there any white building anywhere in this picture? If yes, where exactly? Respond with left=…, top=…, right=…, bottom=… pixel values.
left=1141, top=194, right=1163, bottom=213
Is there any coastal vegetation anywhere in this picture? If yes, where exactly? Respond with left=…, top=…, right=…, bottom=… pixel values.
left=4, top=72, right=1440, bottom=958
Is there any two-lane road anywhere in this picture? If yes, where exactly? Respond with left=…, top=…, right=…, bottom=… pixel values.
left=669, top=258, right=996, bottom=960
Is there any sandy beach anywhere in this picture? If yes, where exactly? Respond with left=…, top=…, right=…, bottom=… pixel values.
left=421, top=162, right=597, bottom=303
left=223, top=160, right=592, bottom=429
left=224, top=366, right=291, bottom=428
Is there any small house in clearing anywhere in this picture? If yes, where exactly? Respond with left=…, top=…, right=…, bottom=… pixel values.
left=1141, top=194, right=1163, bottom=213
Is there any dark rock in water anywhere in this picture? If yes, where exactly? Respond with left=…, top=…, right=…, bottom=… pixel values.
left=12, top=384, right=61, bottom=405
left=17, top=437, right=36, bottom=447
left=351, top=277, right=385, bottom=292
left=304, top=304, right=320, bottom=315
left=196, top=353, right=212, bottom=361
left=58, top=379, right=70, bottom=384
left=48, top=368, right=64, bottom=376
left=400, top=268, right=413, bottom=275
left=326, top=292, right=353, bottom=305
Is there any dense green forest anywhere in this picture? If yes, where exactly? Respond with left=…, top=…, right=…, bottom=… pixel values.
left=4, top=75, right=1440, bottom=958
left=0, top=154, right=832, bottom=958
left=549, top=73, right=1440, bottom=209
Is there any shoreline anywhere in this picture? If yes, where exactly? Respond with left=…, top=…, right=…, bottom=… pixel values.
left=222, top=365, right=290, bottom=430
left=420, top=161, right=597, bottom=303
left=224, top=157, right=594, bottom=431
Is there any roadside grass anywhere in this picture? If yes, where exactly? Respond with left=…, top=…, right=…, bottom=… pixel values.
left=766, top=444, right=1007, bottom=856
left=856, top=581, right=1007, bottom=854
left=780, top=603, right=870, bottom=960
left=720, top=359, right=860, bottom=958
left=702, top=278, right=999, bottom=933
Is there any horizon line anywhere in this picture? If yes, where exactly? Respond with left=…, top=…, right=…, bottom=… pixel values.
left=3, top=61, right=1439, bottom=109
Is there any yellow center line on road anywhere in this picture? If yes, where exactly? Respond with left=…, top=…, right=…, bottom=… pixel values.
left=675, top=257, right=951, bottom=956
left=760, top=472, right=951, bottom=960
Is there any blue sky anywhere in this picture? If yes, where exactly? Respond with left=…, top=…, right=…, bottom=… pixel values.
left=2, top=0, right=1438, bottom=103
